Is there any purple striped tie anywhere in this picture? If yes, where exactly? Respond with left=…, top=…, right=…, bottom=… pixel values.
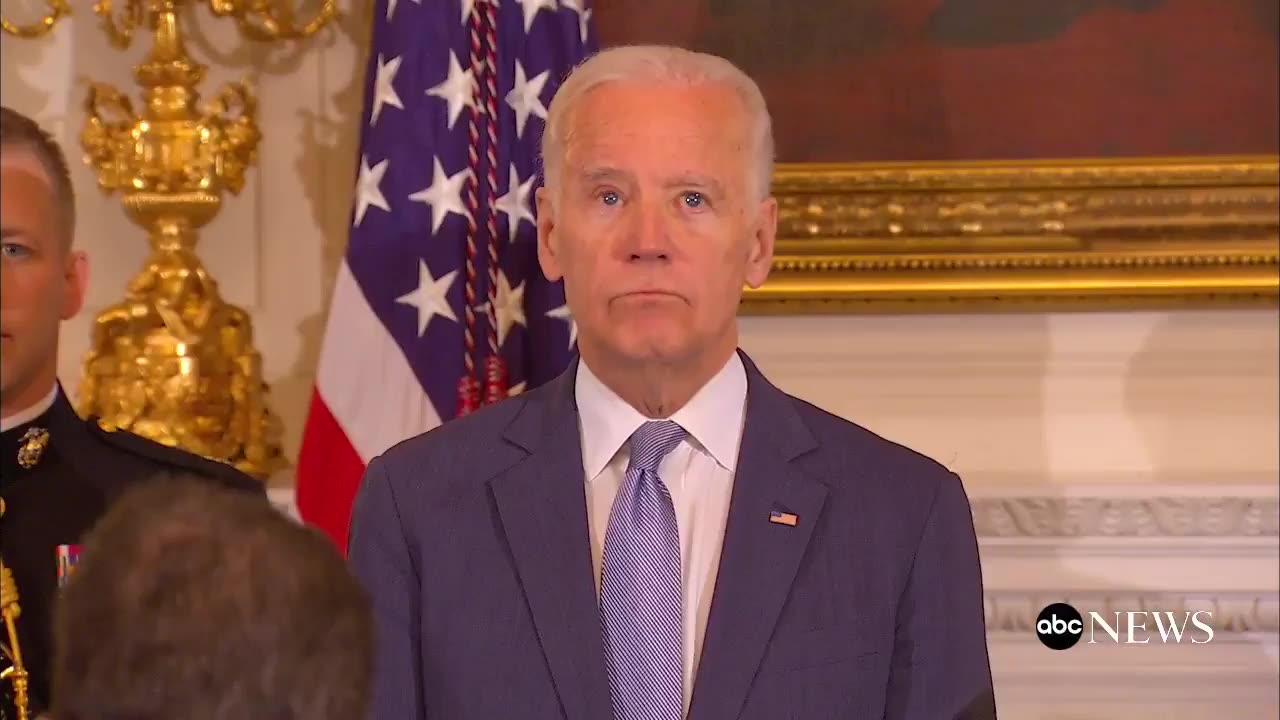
left=600, top=420, right=687, bottom=720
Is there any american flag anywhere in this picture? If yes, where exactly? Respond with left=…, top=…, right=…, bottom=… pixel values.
left=296, top=0, right=596, bottom=550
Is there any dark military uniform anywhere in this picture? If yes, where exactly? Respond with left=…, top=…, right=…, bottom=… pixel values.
left=0, top=386, right=262, bottom=715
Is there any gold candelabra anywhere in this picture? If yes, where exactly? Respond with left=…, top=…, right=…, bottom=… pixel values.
left=3, top=0, right=336, bottom=479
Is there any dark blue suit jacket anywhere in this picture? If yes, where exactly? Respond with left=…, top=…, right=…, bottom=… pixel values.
left=348, top=351, right=995, bottom=719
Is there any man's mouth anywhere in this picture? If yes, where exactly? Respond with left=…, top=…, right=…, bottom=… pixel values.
left=618, top=290, right=682, bottom=300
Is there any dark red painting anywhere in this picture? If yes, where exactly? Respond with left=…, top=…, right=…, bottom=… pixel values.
left=593, top=0, right=1279, bottom=162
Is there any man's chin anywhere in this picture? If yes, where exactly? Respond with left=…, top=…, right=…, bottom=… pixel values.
left=608, top=337, right=695, bottom=367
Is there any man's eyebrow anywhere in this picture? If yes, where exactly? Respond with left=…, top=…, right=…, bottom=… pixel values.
left=1, top=227, right=24, bottom=239
left=570, top=167, right=725, bottom=197
left=663, top=174, right=724, bottom=196
left=576, top=166, right=632, bottom=184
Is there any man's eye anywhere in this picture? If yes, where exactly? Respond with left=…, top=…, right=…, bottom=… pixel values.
left=682, top=192, right=705, bottom=209
left=598, top=190, right=621, bottom=206
left=1, top=243, right=31, bottom=258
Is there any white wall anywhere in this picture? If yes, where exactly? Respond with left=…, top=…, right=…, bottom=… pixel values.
left=4, top=10, right=1277, bottom=717
left=741, top=312, right=1280, bottom=718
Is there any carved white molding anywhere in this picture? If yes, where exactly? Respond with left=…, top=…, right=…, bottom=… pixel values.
left=989, top=635, right=1280, bottom=720
left=984, top=592, right=1280, bottom=635
left=972, top=497, right=1280, bottom=538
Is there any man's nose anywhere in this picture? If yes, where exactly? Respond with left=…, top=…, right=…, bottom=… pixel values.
left=623, top=202, right=673, bottom=262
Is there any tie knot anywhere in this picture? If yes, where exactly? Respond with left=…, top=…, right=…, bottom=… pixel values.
left=627, top=420, right=686, bottom=473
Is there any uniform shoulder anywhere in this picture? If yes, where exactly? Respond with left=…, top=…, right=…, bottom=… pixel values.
left=86, top=418, right=264, bottom=494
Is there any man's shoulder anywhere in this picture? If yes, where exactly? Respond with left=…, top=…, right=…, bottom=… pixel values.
left=742, top=350, right=954, bottom=485
left=354, top=391, right=540, bottom=520
left=85, top=418, right=263, bottom=494
left=375, top=390, right=532, bottom=475
left=782, top=392, right=958, bottom=489
left=779, top=392, right=974, bottom=543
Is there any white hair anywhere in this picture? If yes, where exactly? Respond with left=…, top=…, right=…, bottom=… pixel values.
left=541, top=45, right=775, bottom=201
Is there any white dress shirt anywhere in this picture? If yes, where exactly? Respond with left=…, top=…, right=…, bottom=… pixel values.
left=576, top=352, right=748, bottom=716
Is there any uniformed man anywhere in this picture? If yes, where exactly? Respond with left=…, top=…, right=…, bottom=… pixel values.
left=0, top=105, right=262, bottom=717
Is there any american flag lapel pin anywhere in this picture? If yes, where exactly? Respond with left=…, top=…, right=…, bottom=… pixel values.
left=769, top=510, right=799, bottom=527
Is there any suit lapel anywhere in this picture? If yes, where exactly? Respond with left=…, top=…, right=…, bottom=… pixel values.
left=490, top=361, right=612, bottom=720
left=689, top=352, right=827, bottom=720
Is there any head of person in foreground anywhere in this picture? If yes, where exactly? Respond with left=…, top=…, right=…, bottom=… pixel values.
left=49, top=477, right=373, bottom=720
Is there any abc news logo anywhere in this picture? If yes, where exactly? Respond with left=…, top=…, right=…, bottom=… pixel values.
left=1035, top=602, right=1215, bottom=650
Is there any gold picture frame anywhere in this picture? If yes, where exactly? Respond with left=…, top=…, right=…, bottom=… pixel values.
left=742, top=155, right=1279, bottom=314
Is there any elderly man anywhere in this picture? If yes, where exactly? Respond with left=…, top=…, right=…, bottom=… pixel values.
left=348, top=45, right=995, bottom=720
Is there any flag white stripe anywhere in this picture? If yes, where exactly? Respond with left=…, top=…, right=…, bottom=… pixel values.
left=315, top=261, right=443, bottom=463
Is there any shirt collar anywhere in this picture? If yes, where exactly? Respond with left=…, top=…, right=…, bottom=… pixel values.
left=575, top=352, right=748, bottom=481
left=0, top=383, right=59, bottom=434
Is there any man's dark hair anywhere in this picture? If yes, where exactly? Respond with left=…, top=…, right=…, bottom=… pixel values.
left=50, top=478, right=373, bottom=720
left=0, top=105, right=76, bottom=244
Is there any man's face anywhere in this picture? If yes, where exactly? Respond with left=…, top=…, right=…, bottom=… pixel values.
left=536, top=80, right=776, bottom=370
left=0, top=146, right=86, bottom=410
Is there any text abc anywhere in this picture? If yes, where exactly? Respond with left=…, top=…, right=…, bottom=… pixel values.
left=1038, top=610, right=1215, bottom=644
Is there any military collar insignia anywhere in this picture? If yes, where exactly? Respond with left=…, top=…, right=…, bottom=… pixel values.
left=16, top=427, right=50, bottom=469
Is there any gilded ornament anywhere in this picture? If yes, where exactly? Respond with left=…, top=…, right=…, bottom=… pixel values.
left=1, top=499, right=30, bottom=720
left=15, top=429, right=49, bottom=471
left=4, top=0, right=337, bottom=479
left=743, top=156, right=1279, bottom=313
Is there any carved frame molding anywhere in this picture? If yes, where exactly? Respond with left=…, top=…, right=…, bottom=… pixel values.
left=741, top=155, right=1280, bottom=314
left=975, top=496, right=1279, bottom=636
left=971, top=496, right=1280, bottom=538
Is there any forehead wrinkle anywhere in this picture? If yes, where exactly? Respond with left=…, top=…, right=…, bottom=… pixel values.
left=567, top=82, right=744, bottom=144
left=561, top=89, right=753, bottom=202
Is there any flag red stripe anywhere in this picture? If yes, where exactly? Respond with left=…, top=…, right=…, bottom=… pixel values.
left=296, top=390, right=366, bottom=551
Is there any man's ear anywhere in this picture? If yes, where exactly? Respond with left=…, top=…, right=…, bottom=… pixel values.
left=61, top=249, right=88, bottom=320
left=743, top=196, right=776, bottom=289
left=535, top=186, right=563, bottom=282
